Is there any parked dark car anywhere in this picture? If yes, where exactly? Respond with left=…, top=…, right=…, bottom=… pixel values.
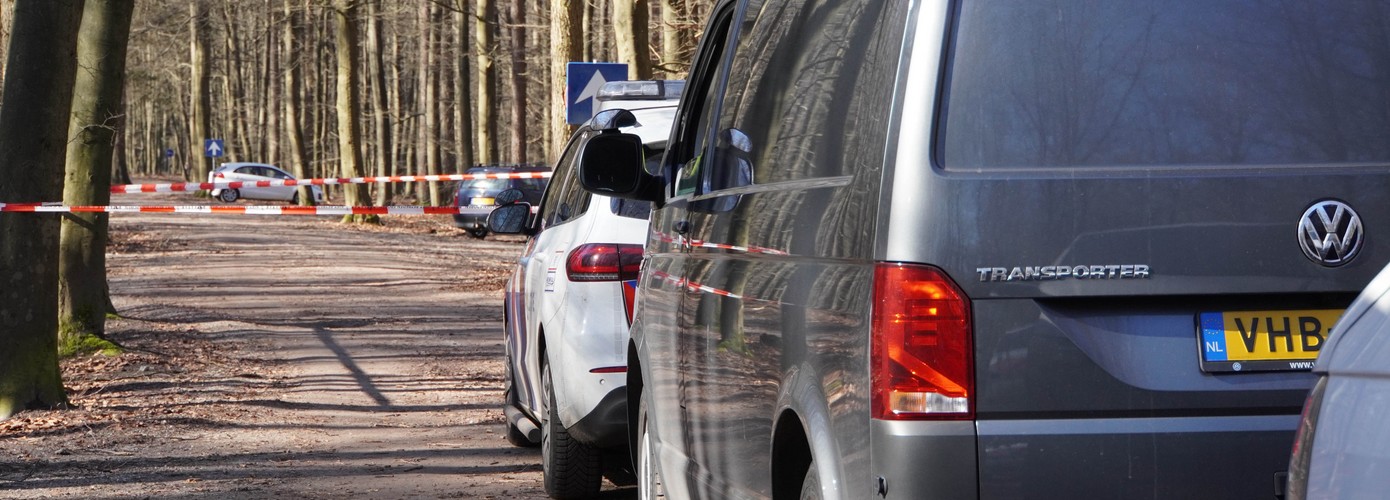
left=452, top=165, right=549, bottom=238
left=578, top=0, right=1390, bottom=499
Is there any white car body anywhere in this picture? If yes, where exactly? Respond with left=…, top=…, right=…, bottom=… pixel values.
left=509, top=106, right=674, bottom=431
left=209, top=162, right=324, bottom=203
left=501, top=96, right=677, bottom=495
left=1288, top=262, right=1390, bottom=499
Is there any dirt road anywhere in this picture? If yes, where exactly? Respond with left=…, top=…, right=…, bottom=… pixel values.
left=0, top=196, right=635, bottom=499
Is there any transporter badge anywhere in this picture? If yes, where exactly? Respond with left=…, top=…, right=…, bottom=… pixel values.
left=975, top=264, right=1152, bottom=282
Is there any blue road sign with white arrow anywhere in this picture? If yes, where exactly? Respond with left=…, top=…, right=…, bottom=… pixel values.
left=204, top=139, right=225, bottom=158
left=566, top=62, right=628, bottom=125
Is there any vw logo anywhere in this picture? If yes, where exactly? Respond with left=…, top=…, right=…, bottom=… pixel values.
left=1299, top=200, right=1363, bottom=267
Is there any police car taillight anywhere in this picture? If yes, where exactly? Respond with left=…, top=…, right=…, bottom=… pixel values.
left=567, top=244, right=643, bottom=282
left=1286, top=375, right=1327, bottom=500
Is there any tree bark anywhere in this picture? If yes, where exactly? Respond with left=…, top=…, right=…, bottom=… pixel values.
left=189, top=0, right=213, bottom=182
left=220, top=3, right=251, bottom=160
left=261, top=0, right=278, bottom=163
left=474, top=0, right=497, bottom=164
left=282, top=0, right=312, bottom=205
left=388, top=24, right=408, bottom=198
left=333, top=0, right=373, bottom=222
left=0, top=0, right=84, bottom=420
left=453, top=0, right=474, bottom=174
left=58, top=0, right=134, bottom=354
left=418, top=1, right=440, bottom=205
left=366, top=0, right=392, bottom=206
left=550, top=0, right=583, bottom=157
left=659, top=0, right=682, bottom=76
left=613, top=0, right=651, bottom=80
left=505, top=0, right=527, bottom=163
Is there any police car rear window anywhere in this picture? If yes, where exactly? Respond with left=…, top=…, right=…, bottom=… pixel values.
left=940, top=1, right=1390, bottom=170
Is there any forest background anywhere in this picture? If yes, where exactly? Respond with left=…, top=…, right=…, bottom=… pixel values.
left=0, top=0, right=714, bottom=421
left=0, top=0, right=715, bottom=205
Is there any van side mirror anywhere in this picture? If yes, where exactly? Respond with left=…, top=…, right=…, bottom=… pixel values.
left=578, top=132, right=665, bottom=205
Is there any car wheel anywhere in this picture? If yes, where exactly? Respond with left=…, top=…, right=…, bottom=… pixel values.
left=637, top=389, right=665, bottom=500
left=542, top=358, right=601, bottom=498
left=799, top=458, right=822, bottom=500
left=218, top=189, right=239, bottom=203
left=467, top=228, right=488, bottom=239
left=504, top=355, right=537, bottom=448
left=291, top=191, right=300, bottom=205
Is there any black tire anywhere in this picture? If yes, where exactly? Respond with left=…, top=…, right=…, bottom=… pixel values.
left=291, top=191, right=300, bottom=205
left=504, top=355, right=537, bottom=448
left=218, top=189, right=239, bottom=203
left=800, top=459, right=821, bottom=500
left=542, top=359, right=602, bottom=498
left=467, top=228, right=488, bottom=239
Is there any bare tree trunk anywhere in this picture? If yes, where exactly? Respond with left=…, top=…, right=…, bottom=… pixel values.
left=282, top=0, right=312, bottom=205
left=659, top=0, right=682, bottom=76
left=58, top=0, right=133, bottom=354
left=0, top=0, right=84, bottom=420
left=112, top=121, right=132, bottom=185
left=389, top=26, right=408, bottom=199
left=0, top=1, right=6, bottom=103
left=262, top=0, right=278, bottom=163
left=505, top=0, right=527, bottom=163
left=551, top=0, right=582, bottom=157
left=453, top=0, right=474, bottom=174
left=419, top=2, right=441, bottom=205
left=189, top=1, right=213, bottom=182
left=333, top=0, right=373, bottom=222
left=474, top=0, right=497, bottom=164
left=221, top=3, right=251, bottom=160
left=366, top=0, right=392, bottom=206
left=613, top=0, right=651, bottom=79
left=581, top=0, right=593, bottom=61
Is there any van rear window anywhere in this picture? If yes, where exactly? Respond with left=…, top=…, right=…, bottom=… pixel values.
left=940, top=1, right=1390, bottom=170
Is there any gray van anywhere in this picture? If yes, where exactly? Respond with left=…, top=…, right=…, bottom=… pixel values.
left=576, top=0, right=1390, bottom=498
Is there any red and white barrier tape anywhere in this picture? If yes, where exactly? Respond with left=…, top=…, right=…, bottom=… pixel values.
left=653, top=231, right=789, bottom=256
left=0, top=204, right=481, bottom=216
left=110, top=172, right=552, bottom=194
left=650, top=270, right=745, bottom=299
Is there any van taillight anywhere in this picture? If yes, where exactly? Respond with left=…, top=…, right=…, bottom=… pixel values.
left=871, top=263, right=974, bottom=420
left=567, top=244, right=643, bottom=282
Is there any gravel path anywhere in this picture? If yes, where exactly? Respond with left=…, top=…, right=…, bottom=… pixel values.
left=0, top=196, right=635, bottom=499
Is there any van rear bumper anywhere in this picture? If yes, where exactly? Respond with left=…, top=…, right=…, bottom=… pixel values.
left=870, top=420, right=979, bottom=500
left=873, top=415, right=1298, bottom=499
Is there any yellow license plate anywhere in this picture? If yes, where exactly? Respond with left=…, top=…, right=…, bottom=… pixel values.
left=469, top=197, right=495, bottom=207
left=1198, top=309, right=1342, bottom=372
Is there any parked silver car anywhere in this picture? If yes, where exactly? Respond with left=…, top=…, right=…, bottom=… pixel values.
left=209, top=162, right=323, bottom=204
left=1288, top=263, right=1390, bottom=499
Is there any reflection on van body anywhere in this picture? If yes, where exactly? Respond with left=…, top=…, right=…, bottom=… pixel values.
left=603, top=0, right=1390, bottom=499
